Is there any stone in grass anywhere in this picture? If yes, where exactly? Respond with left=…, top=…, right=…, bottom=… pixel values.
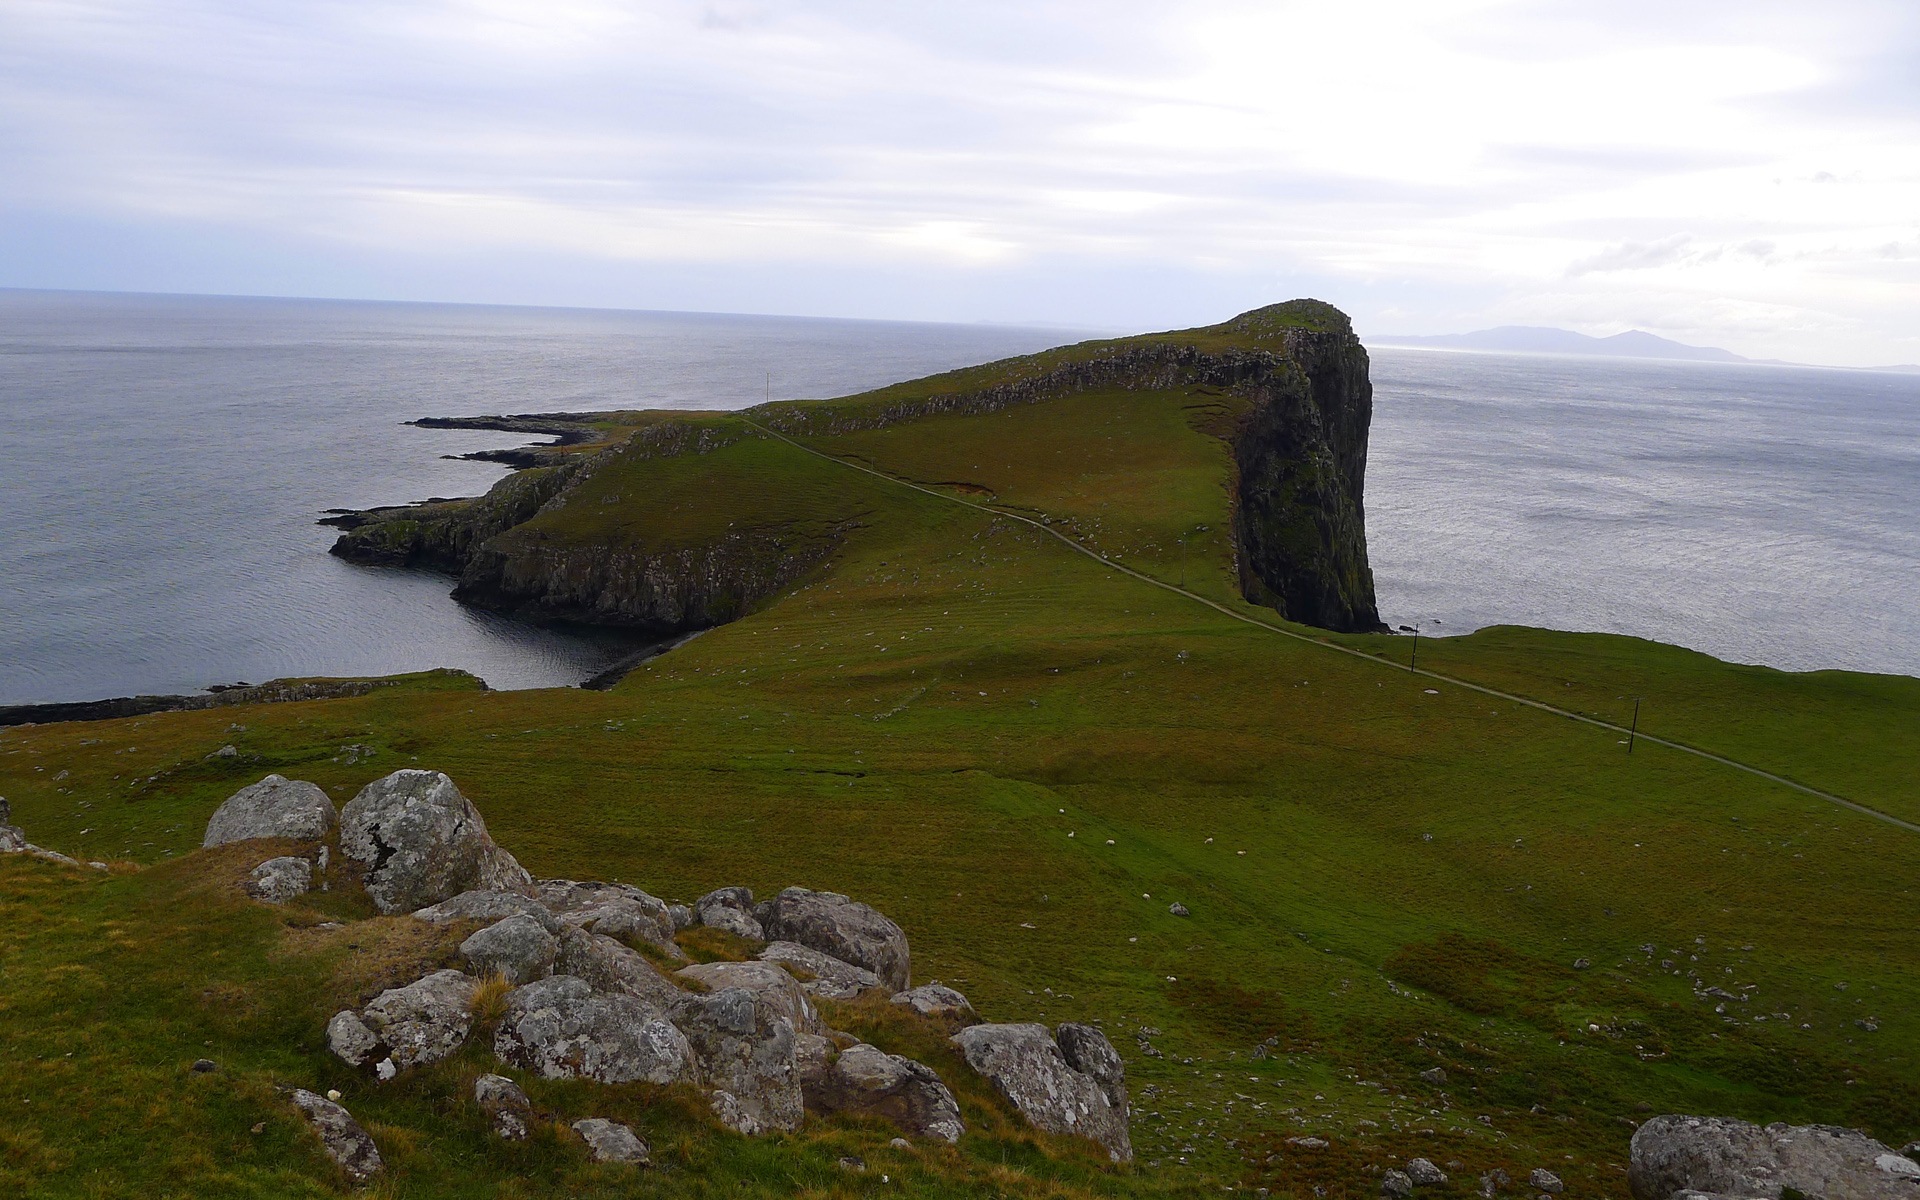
left=804, top=1043, right=965, bottom=1144
left=1419, top=1066, right=1448, bottom=1085
left=245, top=856, right=313, bottom=904
left=1629, top=1115, right=1920, bottom=1200
left=1382, top=1169, right=1414, bottom=1199
left=414, top=889, right=563, bottom=934
left=331, top=969, right=480, bottom=1076
left=678, top=986, right=804, bottom=1136
left=204, top=775, right=336, bottom=847
left=757, top=887, right=910, bottom=992
left=1479, top=1168, right=1511, bottom=1197
left=460, top=913, right=558, bottom=984
left=1407, top=1158, right=1448, bottom=1186
left=475, top=1073, right=533, bottom=1141
left=952, top=1023, right=1130, bottom=1162
left=756, top=941, right=884, bottom=1001
left=1168, top=902, right=1190, bottom=917
left=339, top=770, right=533, bottom=914
left=890, top=982, right=977, bottom=1024
left=573, top=1117, right=650, bottom=1165
left=494, top=975, right=696, bottom=1086
left=695, top=886, right=765, bottom=940
left=540, top=879, right=681, bottom=957
left=1530, top=1169, right=1564, bottom=1194
left=288, top=1088, right=383, bottom=1182
left=676, top=960, right=824, bottom=1035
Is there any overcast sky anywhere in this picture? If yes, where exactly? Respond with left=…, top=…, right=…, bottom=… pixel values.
left=2, top=1, right=1916, bottom=363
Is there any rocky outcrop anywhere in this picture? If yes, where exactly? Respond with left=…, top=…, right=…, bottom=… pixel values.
left=805, top=1043, right=965, bottom=1144
left=539, top=879, right=681, bottom=956
left=0, top=674, right=471, bottom=729
left=288, top=1088, right=383, bottom=1182
left=475, top=1073, right=533, bottom=1140
left=891, top=982, right=976, bottom=1023
left=676, top=960, right=823, bottom=1035
left=952, top=1023, right=1132, bottom=1162
left=204, top=775, right=336, bottom=846
left=1629, top=1115, right=1920, bottom=1200
left=556, top=927, right=688, bottom=1011
left=494, top=975, right=696, bottom=1085
left=461, top=914, right=559, bottom=983
left=415, top=888, right=562, bottom=932
left=330, top=969, right=480, bottom=1077
left=245, top=856, right=313, bottom=903
left=757, top=941, right=883, bottom=1001
left=339, top=770, right=533, bottom=914
left=677, top=986, right=804, bottom=1136
left=695, top=886, right=765, bottom=940
left=757, top=887, right=910, bottom=992
left=574, top=1117, right=650, bottom=1165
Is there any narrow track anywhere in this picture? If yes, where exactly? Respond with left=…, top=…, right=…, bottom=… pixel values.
left=746, top=419, right=1920, bottom=838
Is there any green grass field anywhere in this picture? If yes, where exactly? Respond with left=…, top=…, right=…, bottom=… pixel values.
left=2, top=320, right=1916, bottom=1198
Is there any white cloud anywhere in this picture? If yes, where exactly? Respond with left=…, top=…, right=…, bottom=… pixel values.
left=0, top=0, right=1916, bottom=363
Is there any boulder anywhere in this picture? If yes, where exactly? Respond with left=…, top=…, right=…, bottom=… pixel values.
left=952, top=1023, right=1131, bottom=1162
left=805, top=1043, right=965, bottom=1144
left=1055, top=1023, right=1129, bottom=1122
left=475, top=1073, right=532, bottom=1140
left=668, top=903, right=694, bottom=932
left=757, top=887, right=910, bottom=991
left=357, top=969, right=480, bottom=1073
left=461, top=914, right=558, bottom=984
left=288, top=1088, right=383, bottom=1182
left=1531, top=1168, right=1564, bottom=1194
left=494, top=975, right=695, bottom=1085
left=676, top=960, right=823, bottom=1035
left=794, top=1032, right=835, bottom=1087
left=695, top=886, right=765, bottom=940
left=574, top=1117, right=650, bottom=1165
left=414, top=889, right=562, bottom=934
left=1408, top=1158, right=1448, bottom=1186
left=677, top=986, right=803, bottom=1136
left=540, top=880, right=680, bottom=956
left=756, top=941, right=884, bottom=1001
left=339, top=770, right=532, bottom=914
left=556, top=927, right=689, bottom=1012
left=204, top=775, right=336, bottom=847
left=891, top=982, right=977, bottom=1024
left=1630, top=1115, right=1920, bottom=1200
left=326, top=1010, right=380, bottom=1067
left=1382, top=1169, right=1414, bottom=1198
left=245, top=856, right=313, bottom=904
left=0, top=822, right=24, bottom=854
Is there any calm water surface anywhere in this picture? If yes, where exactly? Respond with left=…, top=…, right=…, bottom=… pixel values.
left=3, top=291, right=1916, bottom=705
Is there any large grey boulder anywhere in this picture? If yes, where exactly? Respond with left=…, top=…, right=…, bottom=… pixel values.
left=414, top=889, right=562, bottom=934
left=288, top=1088, right=383, bottom=1182
left=475, top=1073, right=533, bottom=1140
left=540, top=880, right=681, bottom=957
left=339, top=770, right=532, bottom=914
left=677, top=986, right=803, bottom=1136
left=494, top=975, right=696, bottom=1085
left=677, top=960, right=823, bottom=1035
left=574, top=1117, right=650, bottom=1165
left=757, top=887, right=910, bottom=991
left=461, top=913, right=558, bottom=984
left=806, top=1042, right=965, bottom=1144
left=952, top=1023, right=1132, bottom=1162
left=756, top=941, right=884, bottom=1000
left=1630, top=1115, right=1920, bottom=1200
left=354, top=969, right=480, bottom=1074
left=1055, top=1023, right=1129, bottom=1123
left=204, top=775, right=336, bottom=847
left=696, top=886, right=765, bottom=940
left=891, top=982, right=977, bottom=1024
left=245, top=856, right=313, bottom=904
left=556, top=927, right=689, bottom=1012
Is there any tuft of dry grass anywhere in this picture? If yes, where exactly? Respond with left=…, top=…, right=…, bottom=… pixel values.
left=468, top=973, right=513, bottom=1030
left=675, top=925, right=761, bottom=963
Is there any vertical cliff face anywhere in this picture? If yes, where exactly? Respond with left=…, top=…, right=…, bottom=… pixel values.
left=1224, top=315, right=1383, bottom=632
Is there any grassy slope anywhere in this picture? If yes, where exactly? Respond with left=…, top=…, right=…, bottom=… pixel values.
left=2, top=338, right=1916, bottom=1198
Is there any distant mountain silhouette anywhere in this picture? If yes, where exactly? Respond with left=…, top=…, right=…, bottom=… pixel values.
left=1373, top=326, right=1748, bottom=362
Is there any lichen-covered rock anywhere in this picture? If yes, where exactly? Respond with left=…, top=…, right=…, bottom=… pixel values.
left=952, top=1022, right=1131, bottom=1162
left=891, top=982, right=977, bottom=1024
left=461, top=913, right=558, bottom=984
left=794, top=1032, right=835, bottom=1087
left=677, top=960, right=823, bottom=1035
left=1407, top=1158, right=1448, bottom=1186
left=203, top=775, right=336, bottom=847
left=326, top=1009, right=380, bottom=1067
left=757, top=887, right=909, bottom=991
left=1055, top=1023, right=1128, bottom=1121
left=288, top=1088, right=383, bottom=1182
left=1382, top=1169, right=1414, bottom=1198
left=756, top=941, right=884, bottom=1001
left=414, top=889, right=562, bottom=933
left=695, top=886, right=765, bottom=940
left=475, top=1073, right=532, bottom=1140
left=358, top=969, right=480, bottom=1073
left=668, top=903, right=694, bottom=932
left=494, top=975, right=695, bottom=1085
left=540, top=879, right=681, bottom=956
left=1531, top=1168, right=1565, bottom=1194
left=245, top=855, right=313, bottom=904
left=0, top=821, right=25, bottom=854
left=805, top=1043, right=964, bottom=1144
left=339, top=770, right=532, bottom=914
left=1630, top=1115, right=1920, bottom=1200
left=574, top=1117, right=650, bottom=1164
left=677, top=986, right=803, bottom=1136
left=555, top=927, right=689, bottom=1012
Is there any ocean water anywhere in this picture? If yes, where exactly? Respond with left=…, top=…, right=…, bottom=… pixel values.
left=2, top=291, right=1916, bottom=707
left=1366, top=348, right=1920, bottom=677
left=0, top=290, right=1077, bottom=704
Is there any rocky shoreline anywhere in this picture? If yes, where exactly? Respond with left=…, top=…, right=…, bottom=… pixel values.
left=0, top=673, right=478, bottom=729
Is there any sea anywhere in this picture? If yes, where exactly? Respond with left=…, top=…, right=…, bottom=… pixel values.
left=2, top=289, right=1916, bottom=705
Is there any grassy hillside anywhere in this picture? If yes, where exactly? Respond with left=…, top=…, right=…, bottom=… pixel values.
left=2, top=314, right=1916, bottom=1198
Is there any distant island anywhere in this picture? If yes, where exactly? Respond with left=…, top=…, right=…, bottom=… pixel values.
left=1370, top=325, right=1751, bottom=362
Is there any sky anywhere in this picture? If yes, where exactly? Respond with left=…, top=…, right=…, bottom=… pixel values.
left=2, top=1, right=1917, bottom=364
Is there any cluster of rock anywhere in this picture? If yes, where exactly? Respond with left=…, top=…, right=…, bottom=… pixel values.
left=202, top=769, right=1133, bottom=1180
left=1629, top=1115, right=1920, bottom=1200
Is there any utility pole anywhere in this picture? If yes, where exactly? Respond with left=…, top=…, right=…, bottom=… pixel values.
left=1628, top=698, right=1641, bottom=754
left=1397, top=624, right=1420, bottom=672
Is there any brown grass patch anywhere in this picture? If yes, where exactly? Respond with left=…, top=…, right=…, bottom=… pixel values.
left=675, top=924, right=761, bottom=963
left=467, top=973, right=513, bottom=1030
